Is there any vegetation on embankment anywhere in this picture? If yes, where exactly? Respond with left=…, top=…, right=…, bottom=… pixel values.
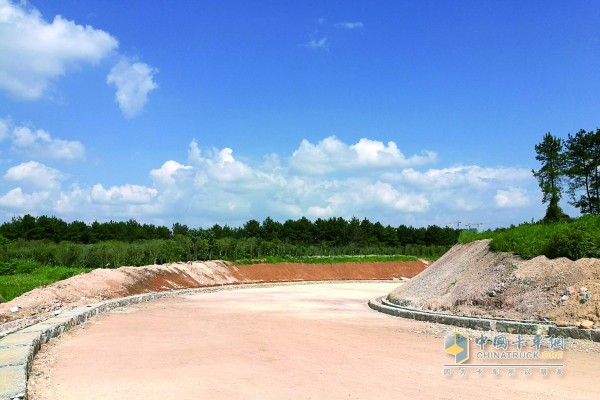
left=0, top=254, right=427, bottom=302
left=0, top=214, right=454, bottom=302
left=458, top=214, right=600, bottom=260
left=0, top=259, right=92, bottom=302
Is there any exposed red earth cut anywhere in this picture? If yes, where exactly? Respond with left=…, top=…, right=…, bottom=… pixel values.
left=0, top=260, right=425, bottom=328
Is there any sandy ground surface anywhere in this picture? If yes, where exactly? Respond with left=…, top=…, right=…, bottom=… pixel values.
left=389, top=240, right=600, bottom=326
left=28, top=282, right=600, bottom=400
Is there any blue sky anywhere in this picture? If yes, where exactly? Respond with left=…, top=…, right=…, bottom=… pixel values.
left=0, top=0, right=598, bottom=229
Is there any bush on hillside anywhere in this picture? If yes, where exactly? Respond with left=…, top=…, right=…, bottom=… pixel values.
left=459, top=214, right=600, bottom=260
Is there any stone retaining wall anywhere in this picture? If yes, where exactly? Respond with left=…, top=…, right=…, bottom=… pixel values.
left=369, top=296, right=600, bottom=341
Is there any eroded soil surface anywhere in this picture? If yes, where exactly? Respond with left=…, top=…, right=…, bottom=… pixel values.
left=388, top=240, right=600, bottom=326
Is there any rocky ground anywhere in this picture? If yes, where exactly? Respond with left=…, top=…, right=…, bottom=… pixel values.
left=388, top=240, right=600, bottom=329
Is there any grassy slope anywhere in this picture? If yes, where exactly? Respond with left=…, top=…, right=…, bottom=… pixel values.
left=458, top=214, right=600, bottom=260
left=0, top=264, right=92, bottom=302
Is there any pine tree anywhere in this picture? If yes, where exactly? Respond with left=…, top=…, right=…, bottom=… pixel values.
left=532, top=132, right=568, bottom=222
left=565, top=129, right=600, bottom=214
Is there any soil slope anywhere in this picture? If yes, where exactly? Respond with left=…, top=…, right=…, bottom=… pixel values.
left=387, top=240, right=600, bottom=327
left=0, top=260, right=425, bottom=328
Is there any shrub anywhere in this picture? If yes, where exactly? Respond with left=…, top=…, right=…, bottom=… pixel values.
left=545, top=228, right=597, bottom=260
left=457, top=214, right=600, bottom=260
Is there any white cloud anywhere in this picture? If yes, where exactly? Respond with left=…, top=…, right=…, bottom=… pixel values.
left=150, top=160, right=192, bottom=187
left=4, top=161, right=64, bottom=190
left=306, top=180, right=429, bottom=218
left=301, top=37, right=328, bottom=50
left=334, top=22, right=364, bottom=30
left=91, top=184, right=157, bottom=204
left=290, top=136, right=437, bottom=174
left=53, top=185, right=89, bottom=215
left=107, top=58, right=158, bottom=118
left=0, top=135, right=544, bottom=228
left=1, top=118, right=85, bottom=161
left=495, top=187, right=530, bottom=208
left=12, top=126, right=85, bottom=161
left=0, top=187, right=50, bottom=210
left=396, top=166, right=531, bottom=189
left=187, top=140, right=263, bottom=185
left=0, top=0, right=118, bottom=99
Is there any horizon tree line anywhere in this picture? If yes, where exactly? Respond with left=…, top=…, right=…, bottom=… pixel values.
left=0, top=214, right=460, bottom=248
left=0, top=215, right=459, bottom=269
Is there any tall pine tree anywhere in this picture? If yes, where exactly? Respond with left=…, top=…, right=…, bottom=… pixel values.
left=565, top=128, right=600, bottom=214
left=532, top=132, right=568, bottom=222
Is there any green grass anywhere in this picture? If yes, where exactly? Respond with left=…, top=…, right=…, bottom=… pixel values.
left=458, top=214, right=600, bottom=260
left=231, top=254, right=421, bottom=265
left=0, top=261, right=92, bottom=302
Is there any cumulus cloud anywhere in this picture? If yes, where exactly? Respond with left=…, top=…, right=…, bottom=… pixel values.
left=4, top=161, right=64, bottom=190
left=12, top=126, right=85, bottom=161
left=495, top=187, right=530, bottom=208
left=1, top=118, right=85, bottom=161
left=395, top=166, right=531, bottom=189
left=290, top=136, right=437, bottom=174
left=306, top=180, right=429, bottom=218
left=0, top=187, right=51, bottom=210
left=91, top=184, right=157, bottom=204
left=0, top=0, right=118, bottom=99
left=107, top=58, right=158, bottom=118
left=334, top=22, right=364, bottom=30
left=188, top=140, right=257, bottom=184
left=150, top=160, right=193, bottom=187
left=0, top=135, right=543, bottom=228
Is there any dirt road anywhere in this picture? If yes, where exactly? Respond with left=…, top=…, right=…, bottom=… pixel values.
left=28, top=282, right=600, bottom=399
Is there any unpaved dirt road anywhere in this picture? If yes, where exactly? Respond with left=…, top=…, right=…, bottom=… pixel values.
left=29, top=282, right=600, bottom=399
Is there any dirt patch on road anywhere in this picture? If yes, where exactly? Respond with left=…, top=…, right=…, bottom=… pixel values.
left=387, top=240, right=600, bottom=327
left=0, top=260, right=425, bottom=328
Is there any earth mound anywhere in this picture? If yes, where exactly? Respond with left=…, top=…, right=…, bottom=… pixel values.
left=387, top=240, right=600, bottom=327
left=1, top=259, right=425, bottom=330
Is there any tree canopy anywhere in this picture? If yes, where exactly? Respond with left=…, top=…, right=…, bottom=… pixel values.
left=0, top=214, right=459, bottom=248
left=532, top=132, right=567, bottom=222
left=533, top=128, right=600, bottom=220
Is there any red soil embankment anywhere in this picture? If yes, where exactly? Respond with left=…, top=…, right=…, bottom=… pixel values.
left=1, top=260, right=425, bottom=327
left=231, top=261, right=425, bottom=283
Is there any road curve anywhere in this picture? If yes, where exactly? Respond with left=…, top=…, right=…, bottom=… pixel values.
left=28, top=282, right=600, bottom=400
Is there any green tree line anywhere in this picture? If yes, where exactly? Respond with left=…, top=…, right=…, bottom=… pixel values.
left=0, top=215, right=459, bottom=247
left=0, top=215, right=459, bottom=271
